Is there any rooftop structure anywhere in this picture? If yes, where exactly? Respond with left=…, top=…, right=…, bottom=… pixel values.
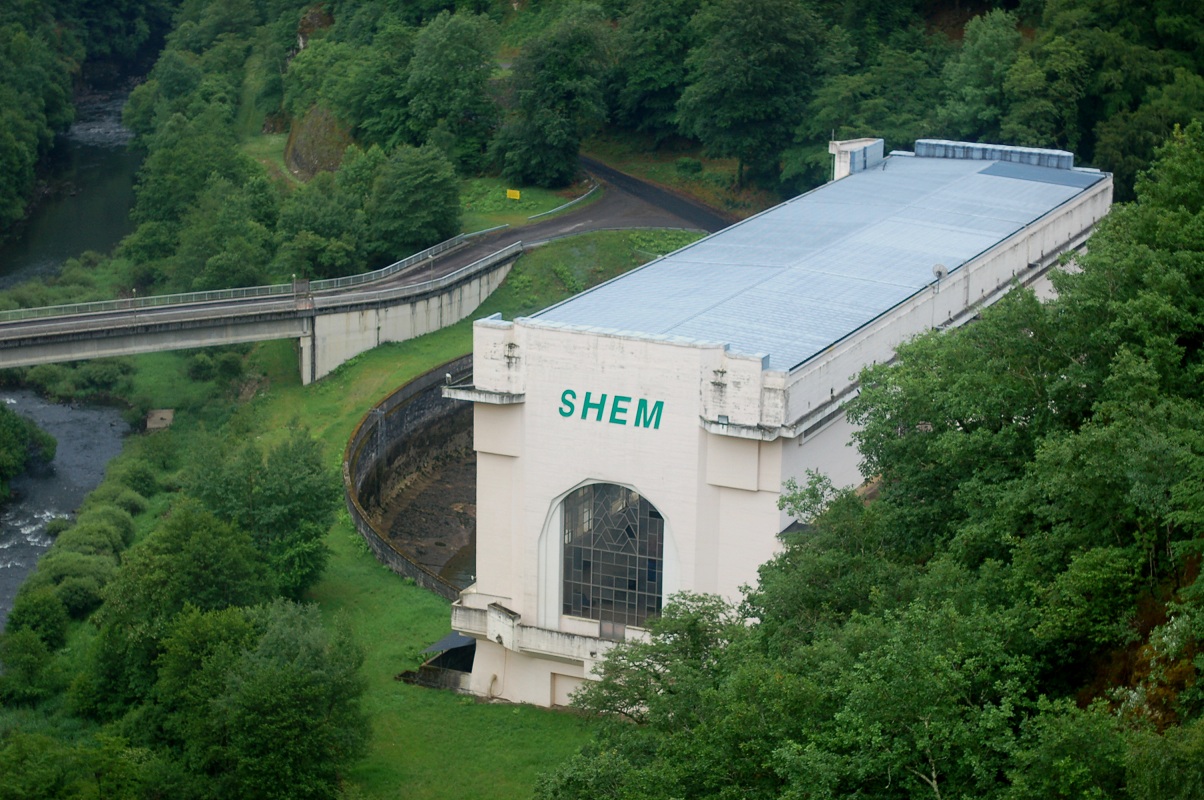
left=445, top=139, right=1113, bottom=707
left=535, top=141, right=1106, bottom=372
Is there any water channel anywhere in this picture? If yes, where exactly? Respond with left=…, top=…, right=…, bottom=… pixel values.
left=0, top=90, right=141, bottom=626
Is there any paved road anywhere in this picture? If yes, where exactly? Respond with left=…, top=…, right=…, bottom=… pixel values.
left=398, top=159, right=735, bottom=282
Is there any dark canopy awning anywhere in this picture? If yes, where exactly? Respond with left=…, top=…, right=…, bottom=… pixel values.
left=421, top=631, right=475, bottom=654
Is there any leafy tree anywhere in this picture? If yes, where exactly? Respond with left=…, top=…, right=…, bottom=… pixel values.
left=6, top=585, right=69, bottom=649
left=405, top=10, right=499, bottom=172
left=938, top=9, right=1023, bottom=142
left=1093, top=69, right=1204, bottom=201
left=274, top=171, right=365, bottom=279
left=131, top=105, right=258, bottom=228
left=0, top=629, right=55, bottom=704
left=1000, top=36, right=1089, bottom=150
left=0, top=16, right=77, bottom=237
left=78, top=499, right=273, bottom=713
left=676, top=0, right=824, bottom=186
left=494, top=4, right=611, bottom=188
left=189, top=429, right=339, bottom=599
left=0, top=403, right=55, bottom=499
left=608, top=0, right=700, bottom=142
left=156, top=602, right=369, bottom=800
left=343, top=17, right=417, bottom=149
left=364, top=144, right=461, bottom=265
left=1006, top=699, right=1129, bottom=799
left=793, top=30, right=949, bottom=184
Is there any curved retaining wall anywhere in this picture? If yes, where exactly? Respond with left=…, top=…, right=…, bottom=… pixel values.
left=343, top=355, right=473, bottom=600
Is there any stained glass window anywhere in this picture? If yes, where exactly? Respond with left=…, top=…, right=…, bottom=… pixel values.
left=561, top=484, right=663, bottom=632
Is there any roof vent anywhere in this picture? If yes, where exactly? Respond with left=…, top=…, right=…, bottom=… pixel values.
left=914, top=140, right=1074, bottom=170
left=829, top=138, right=885, bottom=180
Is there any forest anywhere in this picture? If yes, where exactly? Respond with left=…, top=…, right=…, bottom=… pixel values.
left=0, top=0, right=1202, bottom=798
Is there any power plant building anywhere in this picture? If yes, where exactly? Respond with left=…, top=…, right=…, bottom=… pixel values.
left=445, top=139, right=1113, bottom=707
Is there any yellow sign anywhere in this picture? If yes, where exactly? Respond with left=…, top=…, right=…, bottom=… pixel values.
left=506, top=189, right=521, bottom=200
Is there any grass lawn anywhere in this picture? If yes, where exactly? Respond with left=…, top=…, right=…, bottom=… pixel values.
left=241, top=133, right=298, bottom=188
left=165, top=228, right=704, bottom=798
left=461, top=176, right=597, bottom=233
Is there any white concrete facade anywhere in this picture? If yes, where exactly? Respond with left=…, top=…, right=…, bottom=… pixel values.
left=446, top=141, right=1113, bottom=707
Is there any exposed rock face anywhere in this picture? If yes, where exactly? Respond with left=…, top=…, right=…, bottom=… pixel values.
left=284, top=104, right=352, bottom=180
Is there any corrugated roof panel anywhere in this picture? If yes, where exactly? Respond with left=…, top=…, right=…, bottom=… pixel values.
left=534, top=151, right=1105, bottom=370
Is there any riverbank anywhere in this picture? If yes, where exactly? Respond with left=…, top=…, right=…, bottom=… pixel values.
left=0, top=391, right=127, bottom=628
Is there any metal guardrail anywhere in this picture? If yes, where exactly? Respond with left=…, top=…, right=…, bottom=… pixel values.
left=316, top=242, right=523, bottom=310
left=527, top=181, right=599, bottom=220
left=0, top=225, right=512, bottom=325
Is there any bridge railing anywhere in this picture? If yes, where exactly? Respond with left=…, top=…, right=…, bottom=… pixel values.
left=309, top=224, right=508, bottom=293
left=314, top=242, right=524, bottom=309
left=0, top=225, right=510, bottom=324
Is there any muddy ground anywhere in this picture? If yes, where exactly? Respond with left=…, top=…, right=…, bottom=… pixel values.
left=380, top=446, right=477, bottom=588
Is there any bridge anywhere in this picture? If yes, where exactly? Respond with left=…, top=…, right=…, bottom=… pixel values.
left=0, top=167, right=729, bottom=384
left=0, top=234, right=522, bottom=385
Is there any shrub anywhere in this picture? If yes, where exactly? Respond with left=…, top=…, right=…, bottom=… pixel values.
left=110, top=459, right=160, bottom=499
left=187, top=353, right=216, bottom=381
left=6, top=586, right=69, bottom=649
left=55, top=576, right=105, bottom=618
left=215, top=351, right=245, bottom=381
left=84, top=483, right=149, bottom=516
left=675, top=157, right=703, bottom=175
left=78, top=359, right=133, bottom=392
left=33, top=551, right=117, bottom=593
left=24, top=364, right=75, bottom=400
left=77, top=505, right=137, bottom=547
left=45, top=517, right=72, bottom=538
left=53, top=523, right=123, bottom=559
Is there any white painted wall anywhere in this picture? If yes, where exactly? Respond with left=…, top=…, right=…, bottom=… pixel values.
left=304, top=261, right=513, bottom=383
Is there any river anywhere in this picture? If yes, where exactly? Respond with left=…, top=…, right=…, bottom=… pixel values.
left=0, top=393, right=128, bottom=629
left=0, top=90, right=140, bottom=289
left=0, top=90, right=141, bottom=627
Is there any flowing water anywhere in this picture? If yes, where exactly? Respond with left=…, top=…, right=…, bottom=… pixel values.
left=0, top=392, right=128, bottom=628
left=0, top=90, right=141, bottom=627
left=0, top=90, right=139, bottom=289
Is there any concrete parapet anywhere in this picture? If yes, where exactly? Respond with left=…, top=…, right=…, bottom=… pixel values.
left=343, top=355, right=473, bottom=600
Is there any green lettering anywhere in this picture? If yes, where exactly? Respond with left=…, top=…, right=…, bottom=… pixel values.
left=609, top=395, right=631, bottom=425
left=558, top=389, right=576, bottom=418
left=635, top=399, right=664, bottom=429
left=581, top=392, right=607, bottom=422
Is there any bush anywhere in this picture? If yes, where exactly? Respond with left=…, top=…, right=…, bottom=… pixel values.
left=215, top=351, right=245, bottom=381
left=33, top=551, right=117, bottom=593
left=84, top=483, right=149, bottom=516
left=55, top=576, right=105, bottom=618
left=24, top=364, right=75, bottom=400
left=675, top=157, right=703, bottom=175
left=110, top=459, right=160, bottom=499
left=53, top=523, right=123, bottom=559
left=6, top=586, right=68, bottom=649
left=44, top=517, right=72, bottom=538
left=187, top=353, right=216, bottom=381
left=77, top=505, right=137, bottom=547
left=78, top=359, right=133, bottom=392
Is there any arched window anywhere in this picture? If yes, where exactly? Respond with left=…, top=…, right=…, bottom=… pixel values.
left=562, top=483, right=663, bottom=631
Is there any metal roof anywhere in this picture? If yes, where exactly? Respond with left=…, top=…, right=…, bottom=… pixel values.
left=531, top=151, right=1106, bottom=371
